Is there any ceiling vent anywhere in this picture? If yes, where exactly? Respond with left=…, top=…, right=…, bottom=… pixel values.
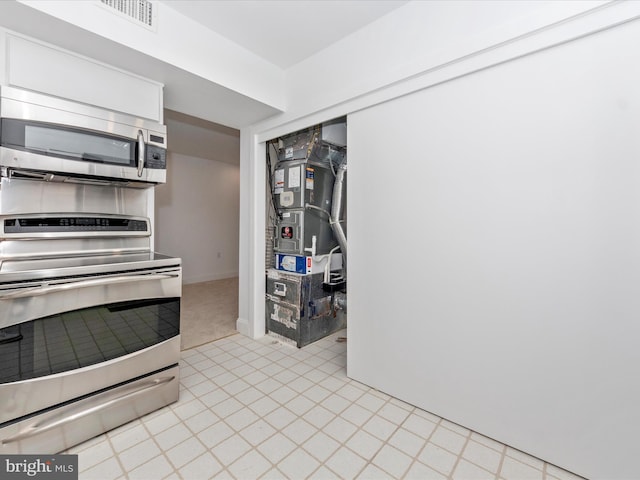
left=98, top=0, right=157, bottom=31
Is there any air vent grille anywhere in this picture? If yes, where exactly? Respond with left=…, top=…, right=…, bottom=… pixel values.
left=100, top=0, right=156, bottom=29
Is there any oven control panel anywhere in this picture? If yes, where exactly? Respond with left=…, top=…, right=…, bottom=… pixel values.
left=1, top=215, right=150, bottom=237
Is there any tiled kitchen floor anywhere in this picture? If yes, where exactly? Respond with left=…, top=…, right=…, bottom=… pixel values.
left=69, top=330, right=585, bottom=480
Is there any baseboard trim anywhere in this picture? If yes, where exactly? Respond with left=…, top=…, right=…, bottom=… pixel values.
left=235, top=316, right=250, bottom=337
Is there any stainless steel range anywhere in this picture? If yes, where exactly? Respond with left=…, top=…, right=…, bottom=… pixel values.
left=0, top=89, right=181, bottom=454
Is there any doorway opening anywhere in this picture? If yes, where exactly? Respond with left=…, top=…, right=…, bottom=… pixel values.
left=264, top=117, right=348, bottom=348
left=155, top=109, right=241, bottom=350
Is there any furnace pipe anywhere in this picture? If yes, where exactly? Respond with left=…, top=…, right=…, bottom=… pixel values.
left=330, top=162, right=347, bottom=267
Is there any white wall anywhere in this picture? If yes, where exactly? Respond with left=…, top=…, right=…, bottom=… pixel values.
left=238, top=0, right=634, bottom=338
left=347, top=17, right=640, bottom=480
left=155, top=151, right=240, bottom=284
left=236, top=2, right=640, bottom=477
left=256, top=0, right=609, bottom=130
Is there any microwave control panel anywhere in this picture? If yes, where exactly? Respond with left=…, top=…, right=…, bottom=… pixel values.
left=145, top=145, right=166, bottom=169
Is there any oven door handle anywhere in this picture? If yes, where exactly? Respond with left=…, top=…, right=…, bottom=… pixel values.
left=0, top=272, right=180, bottom=300
left=1, top=375, right=175, bottom=445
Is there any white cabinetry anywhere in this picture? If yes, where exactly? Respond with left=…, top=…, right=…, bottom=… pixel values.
left=0, top=30, right=163, bottom=122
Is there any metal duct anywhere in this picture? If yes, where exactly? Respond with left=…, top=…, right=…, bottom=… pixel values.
left=330, top=161, right=347, bottom=269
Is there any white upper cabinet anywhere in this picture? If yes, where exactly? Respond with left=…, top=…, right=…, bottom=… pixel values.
left=1, top=32, right=163, bottom=122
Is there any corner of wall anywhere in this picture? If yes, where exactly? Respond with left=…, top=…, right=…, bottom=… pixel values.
left=235, top=317, right=250, bottom=337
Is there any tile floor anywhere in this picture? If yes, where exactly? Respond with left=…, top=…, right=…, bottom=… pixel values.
left=68, top=330, right=585, bottom=480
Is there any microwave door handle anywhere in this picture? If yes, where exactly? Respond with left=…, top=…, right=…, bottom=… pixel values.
left=137, top=129, right=145, bottom=177
left=0, top=272, right=180, bottom=300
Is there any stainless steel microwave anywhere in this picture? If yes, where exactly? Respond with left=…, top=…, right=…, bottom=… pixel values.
left=0, top=86, right=167, bottom=187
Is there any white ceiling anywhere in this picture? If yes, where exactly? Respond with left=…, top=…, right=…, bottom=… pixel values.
left=162, top=0, right=410, bottom=69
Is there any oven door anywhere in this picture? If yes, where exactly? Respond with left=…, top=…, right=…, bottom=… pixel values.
left=0, top=265, right=181, bottom=453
